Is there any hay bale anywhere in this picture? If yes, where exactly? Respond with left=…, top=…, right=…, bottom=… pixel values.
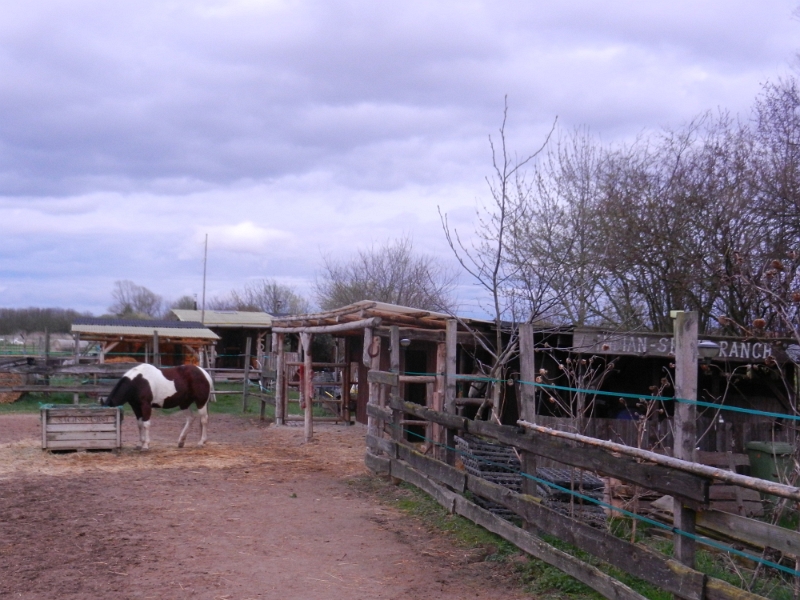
left=0, top=373, right=24, bottom=404
left=104, top=356, right=138, bottom=364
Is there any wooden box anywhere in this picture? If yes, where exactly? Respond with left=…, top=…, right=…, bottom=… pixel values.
left=41, top=405, right=122, bottom=451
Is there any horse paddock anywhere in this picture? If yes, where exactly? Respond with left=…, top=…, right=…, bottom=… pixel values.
left=0, top=411, right=527, bottom=600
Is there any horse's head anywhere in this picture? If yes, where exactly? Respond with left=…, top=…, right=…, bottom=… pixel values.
left=103, top=375, right=133, bottom=407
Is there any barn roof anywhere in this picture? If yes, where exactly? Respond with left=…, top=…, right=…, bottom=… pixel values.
left=71, top=317, right=219, bottom=341
left=171, top=309, right=272, bottom=328
left=270, top=300, right=492, bottom=339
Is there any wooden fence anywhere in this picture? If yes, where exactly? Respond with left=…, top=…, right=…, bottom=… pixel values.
left=534, top=415, right=794, bottom=460
left=365, top=369, right=800, bottom=600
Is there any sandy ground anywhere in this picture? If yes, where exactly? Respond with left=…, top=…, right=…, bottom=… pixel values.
left=0, top=410, right=528, bottom=599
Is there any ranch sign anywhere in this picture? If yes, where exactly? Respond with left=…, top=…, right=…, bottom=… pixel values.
left=572, top=330, right=782, bottom=363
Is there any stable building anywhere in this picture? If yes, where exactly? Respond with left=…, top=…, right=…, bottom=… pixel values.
left=71, top=317, right=219, bottom=366
left=170, top=309, right=273, bottom=369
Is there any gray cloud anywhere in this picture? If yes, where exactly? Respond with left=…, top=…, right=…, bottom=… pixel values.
left=0, top=0, right=797, bottom=313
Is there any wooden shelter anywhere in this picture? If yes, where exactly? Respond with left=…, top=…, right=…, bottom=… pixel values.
left=71, top=318, right=219, bottom=366
left=171, top=309, right=273, bottom=369
left=517, top=325, right=800, bottom=453
left=269, top=300, right=493, bottom=442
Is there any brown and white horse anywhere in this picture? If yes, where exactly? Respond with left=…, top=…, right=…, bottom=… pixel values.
left=102, top=364, right=214, bottom=450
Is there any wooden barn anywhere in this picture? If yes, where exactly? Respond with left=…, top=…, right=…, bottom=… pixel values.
left=170, top=309, right=273, bottom=369
left=71, top=317, right=219, bottom=366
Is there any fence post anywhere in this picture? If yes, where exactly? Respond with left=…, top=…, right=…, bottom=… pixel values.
left=301, top=332, right=314, bottom=442
left=434, top=341, right=447, bottom=462
left=390, top=326, right=402, bottom=443
left=275, top=333, right=285, bottom=425
left=673, top=310, right=698, bottom=569
left=73, top=333, right=80, bottom=404
left=445, top=320, right=457, bottom=413
left=367, top=335, right=382, bottom=447
left=242, top=337, right=252, bottom=412
left=518, top=323, right=539, bottom=513
left=153, top=331, right=160, bottom=367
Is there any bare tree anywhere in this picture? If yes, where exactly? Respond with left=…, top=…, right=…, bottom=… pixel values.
left=108, top=280, right=164, bottom=319
left=171, top=295, right=197, bottom=310
left=314, top=236, right=455, bottom=311
left=210, top=279, right=310, bottom=315
left=440, top=100, right=555, bottom=421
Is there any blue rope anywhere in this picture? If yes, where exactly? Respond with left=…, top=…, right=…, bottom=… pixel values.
left=519, top=380, right=800, bottom=422
left=397, top=424, right=800, bottom=578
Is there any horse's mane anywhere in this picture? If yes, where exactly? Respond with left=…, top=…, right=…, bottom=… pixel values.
left=105, top=376, right=129, bottom=406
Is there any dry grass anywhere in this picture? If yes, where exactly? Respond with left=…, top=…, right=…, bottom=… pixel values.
left=0, top=373, right=23, bottom=404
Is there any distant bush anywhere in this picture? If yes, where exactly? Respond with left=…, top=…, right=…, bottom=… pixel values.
left=0, top=308, right=92, bottom=334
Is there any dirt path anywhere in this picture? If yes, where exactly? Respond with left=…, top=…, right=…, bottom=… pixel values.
left=0, top=412, right=528, bottom=599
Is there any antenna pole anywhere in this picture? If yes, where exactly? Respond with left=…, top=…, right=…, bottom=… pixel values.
left=201, top=233, right=208, bottom=325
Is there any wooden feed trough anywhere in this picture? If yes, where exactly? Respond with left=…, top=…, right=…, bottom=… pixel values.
left=41, top=405, right=122, bottom=451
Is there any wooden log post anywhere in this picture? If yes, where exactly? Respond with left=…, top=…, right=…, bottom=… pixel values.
left=242, top=337, right=252, bottom=413
left=301, top=332, right=314, bottom=442
left=434, top=342, right=447, bottom=461
left=673, top=311, right=698, bottom=570
left=445, top=320, right=458, bottom=466
left=153, top=331, right=160, bottom=367
left=445, top=320, right=457, bottom=414
left=73, top=333, right=80, bottom=404
left=342, top=360, right=352, bottom=424
left=518, top=323, right=539, bottom=509
left=275, top=333, right=285, bottom=425
left=367, top=335, right=382, bottom=447
left=389, top=326, right=402, bottom=443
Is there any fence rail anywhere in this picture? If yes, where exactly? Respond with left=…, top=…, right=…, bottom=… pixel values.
left=365, top=369, right=798, bottom=600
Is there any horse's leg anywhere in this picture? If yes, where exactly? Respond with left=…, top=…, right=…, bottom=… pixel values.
left=140, top=403, right=153, bottom=451
left=129, top=403, right=145, bottom=450
left=141, top=421, right=152, bottom=450
left=135, top=419, right=145, bottom=449
left=197, top=403, right=209, bottom=447
left=177, top=408, right=195, bottom=448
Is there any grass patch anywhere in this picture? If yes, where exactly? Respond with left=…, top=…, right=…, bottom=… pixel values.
left=349, top=475, right=607, bottom=600
left=1, top=381, right=338, bottom=421
left=353, top=477, right=798, bottom=600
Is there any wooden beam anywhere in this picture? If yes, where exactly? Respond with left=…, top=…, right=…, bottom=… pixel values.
left=445, top=319, right=457, bottom=413
left=390, top=397, right=468, bottom=430
left=465, top=474, right=705, bottom=600
left=301, top=332, right=313, bottom=442
left=367, top=370, right=399, bottom=386
left=367, top=335, right=382, bottom=445
left=481, top=420, right=708, bottom=504
left=518, top=420, right=800, bottom=502
left=388, top=459, right=648, bottom=600
left=273, top=303, right=375, bottom=324
left=275, top=333, right=285, bottom=425
left=272, top=317, right=381, bottom=335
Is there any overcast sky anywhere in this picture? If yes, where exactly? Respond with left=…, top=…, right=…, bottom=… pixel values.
left=1, top=0, right=798, bottom=316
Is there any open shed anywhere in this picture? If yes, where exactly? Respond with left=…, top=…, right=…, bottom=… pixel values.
left=269, top=300, right=495, bottom=442
left=71, top=317, right=219, bottom=366
left=517, top=325, right=800, bottom=453
left=171, top=309, right=273, bottom=369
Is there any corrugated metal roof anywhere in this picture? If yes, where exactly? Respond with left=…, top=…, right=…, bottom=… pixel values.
left=171, top=309, right=272, bottom=327
left=74, top=317, right=206, bottom=329
left=71, top=318, right=219, bottom=340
